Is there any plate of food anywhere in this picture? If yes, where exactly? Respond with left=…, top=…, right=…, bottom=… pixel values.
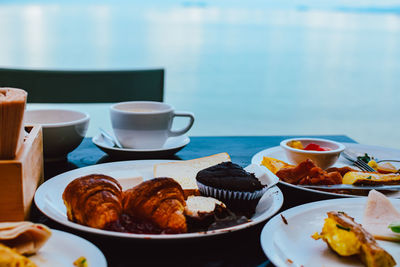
left=251, top=139, right=400, bottom=198
left=0, top=222, right=106, bottom=267
left=261, top=190, right=400, bottom=267
left=34, top=153, right=283, bottom=239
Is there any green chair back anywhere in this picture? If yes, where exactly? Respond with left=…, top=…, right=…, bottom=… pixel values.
left=0, top=68, right=164, bottom=103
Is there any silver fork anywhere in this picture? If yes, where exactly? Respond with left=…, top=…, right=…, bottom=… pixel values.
left=341, top=150, right=376, bottom=172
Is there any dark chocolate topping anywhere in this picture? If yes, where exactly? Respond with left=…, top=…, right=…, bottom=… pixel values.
left=196, top=161, right=263, bottom=192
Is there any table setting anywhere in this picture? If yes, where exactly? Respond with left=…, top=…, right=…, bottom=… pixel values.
left=1, top=87, right=400, bottom=267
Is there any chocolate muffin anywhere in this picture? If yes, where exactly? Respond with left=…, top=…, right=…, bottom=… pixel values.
left=196, top=161, right=267, bottom=218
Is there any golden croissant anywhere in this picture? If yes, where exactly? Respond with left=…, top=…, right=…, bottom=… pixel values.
left=63, top=174, right=123, bottom=229
left=123, top=177, right=187, bottom=233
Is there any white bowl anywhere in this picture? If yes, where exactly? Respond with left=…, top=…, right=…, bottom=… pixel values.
left=280, top=138, right=345, bottom=169
left=25, top=109, right=90, bottom=161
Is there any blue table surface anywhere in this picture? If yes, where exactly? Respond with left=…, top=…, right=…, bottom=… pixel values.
left=36, top=135, right=356, bottom=267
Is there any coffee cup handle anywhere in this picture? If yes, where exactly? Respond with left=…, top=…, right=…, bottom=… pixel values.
left=169, top=111, right=195, bottom=137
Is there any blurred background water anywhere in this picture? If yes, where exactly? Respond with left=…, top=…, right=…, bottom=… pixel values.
left=1, top=0, right=400, bottom=148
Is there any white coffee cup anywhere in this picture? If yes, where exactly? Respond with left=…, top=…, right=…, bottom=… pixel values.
left=110, top=101, right=195, bottom=149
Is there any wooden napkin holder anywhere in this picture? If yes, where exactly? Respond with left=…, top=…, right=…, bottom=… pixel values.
left=0, top=125, right=43, bottom=221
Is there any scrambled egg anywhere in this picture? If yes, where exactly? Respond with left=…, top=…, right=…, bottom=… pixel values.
left=343, top=171, right=400, bottom=185
left=312, top=218, right=361, bottom=256
left=0, top=244, right=37, bottom=267
left=313, top=211, right=396, bottom=267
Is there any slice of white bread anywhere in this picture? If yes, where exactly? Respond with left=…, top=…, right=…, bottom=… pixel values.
left=153, top=152, right=231, bottom=189
left=106, top=170, right=143, bottom=191
left=363, top=190, right=400, bottom=242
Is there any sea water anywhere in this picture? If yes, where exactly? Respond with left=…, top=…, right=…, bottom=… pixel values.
left=2, top=0, right=400, bottom=148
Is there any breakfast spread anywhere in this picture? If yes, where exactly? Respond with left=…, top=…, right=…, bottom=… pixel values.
left=62, top=154, right=262, bottom=235
left=0, top=222, right=52, bottom=266
left=6, top=132, right=399, bottom=265
left=312, top=211, right=396, bottom=267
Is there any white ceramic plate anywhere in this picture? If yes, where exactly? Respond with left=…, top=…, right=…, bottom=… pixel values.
left=252, top=142, right=400, bottom=198
left=34, top=160, right=284, bottom=240
left=92, top=133, right=190, bottom=159
left=260, top=197, right=400, bottom=267
left=29, top=229, right=106, bottom=267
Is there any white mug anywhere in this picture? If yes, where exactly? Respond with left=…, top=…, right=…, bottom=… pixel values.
left=110, top=101, right=195, bottom=149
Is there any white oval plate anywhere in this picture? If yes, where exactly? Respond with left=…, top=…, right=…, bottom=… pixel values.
left=261, top=197, right=400, bottom=267
left=92, top=133, right=190, bottom=159
left=34, top=160, right=283, bottom=240
left=252, top=142, right=400, bottom=198
left=30, top=229, right=106, bottom=267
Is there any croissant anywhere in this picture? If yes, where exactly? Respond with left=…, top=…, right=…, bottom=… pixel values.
left=123, top=177, right=187, bottom=233
left=63, top=174, right=123, bottom=229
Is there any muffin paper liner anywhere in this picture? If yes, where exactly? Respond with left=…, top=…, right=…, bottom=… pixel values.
left=196, top=182, right=268, bottom=201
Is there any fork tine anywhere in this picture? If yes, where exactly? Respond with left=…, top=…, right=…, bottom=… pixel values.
left=353, top=161, right=366, bottom=171
left=355, top=161, right=368, bottom=171
left=358, top=160, right=375, bottom=172
left=353, top=161, right=367, bottom=172
left=342, top=149, right=377, bottom=172
left=341, top=151, right=355, bottom=162
left=355, top=160, right=376, bottom=172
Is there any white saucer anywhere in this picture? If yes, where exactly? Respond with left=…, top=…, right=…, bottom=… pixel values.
left=92, top=133, right=190, bottom=159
